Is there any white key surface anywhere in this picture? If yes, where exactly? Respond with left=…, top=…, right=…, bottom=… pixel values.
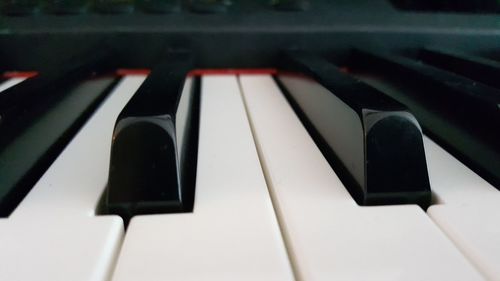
left=425, top=137, right=500, bottom=281
left=0, top=77, right=26, bottom=93
left=424, top=137, right=500, bottom=205
left=0, top=75, right=147, bottom=281
left=239, top=74, right=483, bottom=281
left=110, top=75, right=294, bottom=281
left=11, top=75, right=146, bottom=218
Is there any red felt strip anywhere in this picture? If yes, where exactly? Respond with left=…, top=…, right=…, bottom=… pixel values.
left=116, top=69, right=151, bottom=76
left=3, top=71, right=38, bottom=78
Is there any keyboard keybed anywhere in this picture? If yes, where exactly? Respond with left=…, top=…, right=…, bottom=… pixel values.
left=0, top=47, right=499, bottom=280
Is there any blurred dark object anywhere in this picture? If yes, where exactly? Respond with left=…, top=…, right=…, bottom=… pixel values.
left=391, top=0, right=500, bottom=13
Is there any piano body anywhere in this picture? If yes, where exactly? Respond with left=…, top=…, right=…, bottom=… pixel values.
left=0, top=0, right=500, bottom=280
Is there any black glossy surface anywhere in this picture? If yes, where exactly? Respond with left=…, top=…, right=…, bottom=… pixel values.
left=96, top=0, right=134, bottom=13
left=0, top=51, right=113, bottom=141
left=46, top=0, right=89, bottom=14
left=419, top=48, right=500, bottom=90
left=2, top=0, right=39, bottom=15
left=137, top=0, right=180, bottom=13
left=390, top=0, right=500, bottom=13
left=274, top=0, right=310, bottom=11
left=351, top=48, right=500, bottom=189
left=0, top=0, right=499, bottom=211
left=278, top=52, right=431, bottom=207
left=0, top=67, right=118, bottom=217
left=189, top=0, right=229, bottom=13
left=104, top=53, right=198, bottom=224
left=2, top=0, right=500, bottom=70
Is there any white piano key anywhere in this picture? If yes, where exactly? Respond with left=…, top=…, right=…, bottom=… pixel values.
left=429, top=205, right=500, bottom=281
left=425, top=137, right=500, bottom=281
left=11, top=75, right=147, bottom=218
left=424, top=137, right=500, bottom=205
left=0, top=77, right=26, bottom=93
left=110, top=75, right=294, bottom=281
left=0, top=216, right=123, bottom=281
left=239, top=74, right=484, bottom=281
left=0, top=75, right=147, bottom=281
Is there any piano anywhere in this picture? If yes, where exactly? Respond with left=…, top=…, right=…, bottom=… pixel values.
left=0, top=0, right=500, bottom=280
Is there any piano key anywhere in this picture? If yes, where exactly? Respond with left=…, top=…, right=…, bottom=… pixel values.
left=428, top=205, right=500, bottom=281
left=424, top=136, right=500, bottom=205
left=239, top=74, right=484, bottom=281
left=0, top=216, right=123, bottom=281
left=11, top=75, right=146, bottom=217
left=0, top=56, right=108, bottom=208
left=351, top=48, right=500, bottom=189
left=0, top=52, right=110, bottom=133
left=422, top=136, right=500, bottom=280
left=0, top=75, right=146, bottom=281
left=352, top=48, right=500, bottom=122
left=419, top=48, right=500, bottom=90
left=103, top=55, right=198, bottom=223
left=0, top=77, right=27, bottom=94
left=110, top=75, right=294, bottom=281
left=0, top=74, right=118, bottom=217
left=278, top=52, right=431, bottom=207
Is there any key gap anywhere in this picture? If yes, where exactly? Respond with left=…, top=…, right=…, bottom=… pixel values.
left=236, top=74, right=301, bottom=281
left=426, top=213, right=491, bottom=281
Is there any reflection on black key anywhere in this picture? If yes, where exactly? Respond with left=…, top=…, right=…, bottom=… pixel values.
left=103, top=54, right=198, bottom=223
left=0, top=52, right=112, bottom=134
left=0, top=62, right=118, bottom=216
left=351, top=48, right=500, bottom=189
left=419, top=48, right=500, bottom=90
left=278, top=52, right=431, bottom=207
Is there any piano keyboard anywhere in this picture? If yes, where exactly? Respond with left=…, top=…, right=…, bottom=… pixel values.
left=0, top=51, right=499, bottom=281
left=0, top=77, right=26, bottom=93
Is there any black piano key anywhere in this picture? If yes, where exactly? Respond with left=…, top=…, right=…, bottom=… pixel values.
left=0, top=52, right=112, bottom=136
left=419, top=48, right=500, bottom=90
left=350, top=48, right=500, bottom=189
left=0, top=69, right=118, bottom=216
left=103, top=53, right=198, bottom=224
left=137, top=0, right=180, bottom=13
left=278, top=51, right=431, bottom=207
